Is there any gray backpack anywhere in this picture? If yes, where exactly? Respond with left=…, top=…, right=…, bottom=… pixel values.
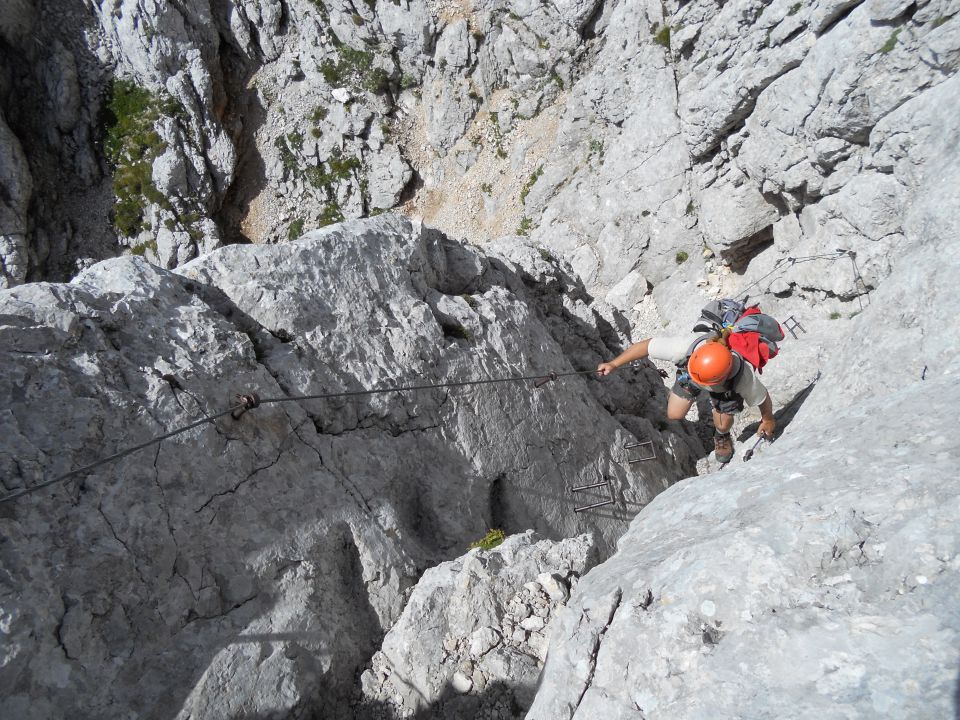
left=693, top=299, right=785, bottom=368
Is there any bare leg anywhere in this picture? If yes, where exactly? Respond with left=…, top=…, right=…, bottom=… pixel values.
left=712, top=408, right=734, bottom=433
left=667, top=392, right=695, bottom=421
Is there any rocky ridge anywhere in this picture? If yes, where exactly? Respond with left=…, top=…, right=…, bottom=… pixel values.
left=0, top=214, right=700, bottom=719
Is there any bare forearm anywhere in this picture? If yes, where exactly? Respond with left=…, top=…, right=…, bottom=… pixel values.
left=759, top=393, right=774, bottom=420
left=609, top=339, right=651, bottom=369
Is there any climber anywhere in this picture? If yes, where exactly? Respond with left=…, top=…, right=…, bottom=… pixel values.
left=597, top=334, right=776, bottom=463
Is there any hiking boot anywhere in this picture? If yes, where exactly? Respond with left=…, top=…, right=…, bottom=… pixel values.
left=714, top=432, right=734, bottom=464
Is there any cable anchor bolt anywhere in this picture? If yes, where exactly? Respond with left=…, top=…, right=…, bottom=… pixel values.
left=231, top=392, right=261, bottom=420
left=533, top=371, right=559, bottom=388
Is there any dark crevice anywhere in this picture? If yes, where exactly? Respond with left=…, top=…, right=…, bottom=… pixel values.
left=721, top=224, right=776, bottom=274
left=814, top=0, right=865, bottom=36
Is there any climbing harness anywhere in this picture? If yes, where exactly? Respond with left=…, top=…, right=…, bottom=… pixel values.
left=0, top=368, right=596, bottom=505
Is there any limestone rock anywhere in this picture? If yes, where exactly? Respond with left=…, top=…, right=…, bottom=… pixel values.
left=359, top=531, right=599, bottom=718
left=0, top=110, right=32, bottom=288
left=0, top=215, right=694, bottom=718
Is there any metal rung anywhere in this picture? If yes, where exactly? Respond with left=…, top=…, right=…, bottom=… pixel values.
left=783, top=315, right=806, bottom=340
left=625, top=440, right=656, bottom=462
left=574, top=498, right=616, bottom=513
left=571, top=481, right=608, bottom=492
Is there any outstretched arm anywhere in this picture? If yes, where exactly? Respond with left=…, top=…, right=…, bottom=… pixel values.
left=597, top=339, right=652, bottom=376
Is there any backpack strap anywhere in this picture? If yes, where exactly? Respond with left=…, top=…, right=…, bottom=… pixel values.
left=677, top=333, right=744, bottom=393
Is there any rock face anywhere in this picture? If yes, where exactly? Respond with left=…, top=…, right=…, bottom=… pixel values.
left=0, top=215, right=698, bottom=718
left=359, top=531, right=597, bottom=719
left=525, top=99, right=960, bottom=718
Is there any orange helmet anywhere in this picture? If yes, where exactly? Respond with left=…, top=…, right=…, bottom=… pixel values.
left=688, top=341, right=734, bottom=386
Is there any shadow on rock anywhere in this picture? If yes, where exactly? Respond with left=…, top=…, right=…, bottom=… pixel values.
left=354, top=679, right=534, bottom=720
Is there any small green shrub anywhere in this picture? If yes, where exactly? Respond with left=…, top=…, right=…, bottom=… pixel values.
left=351, top=12, right=364, bottom=25
left=363, top=68, right=391, bottom=94
left=400, top=74, right=419, bottom=89
left=675, top=250, right=689, bottom=264
left=311, top=106, right=329, bottom=124
left=445, top=323, right=472, bottom=341
left=288, top=218, right=305, bottom=240
left=652, top=24, right=671, bottom=49
left=468, top=90, right=482, bottom=101
left=310, top=127, right=322, bottom=138
left=538, top=248, right=556, bottom=262
left=685, top=201, right=695, bottom=215
left=287, top=131, right=304, bottom=150
left=549, top=71, right=564, bottom=89
left=517, top=216, right=533, bottom=235
left=469, top=528, right=505, bottom=551
left=318, top=202, right=344, bottom=226
left=130, top=238, right=158, bottom=256
left=879, top=28, right=901, bottom=53
left=520, top=165, right=544, bottom=204
left=932, top=16, right=949, bottom=28
left=480, top=182, right=493, bottom=194
left=274, top=135, right=299, bottom=174
left=461, top=294, right=477, bottom=308
left=472, top=29, right=485, bottom=42
left=829, top=311, right=841, bottom=320
left=641, top=209, right=651, bottom=217
left=788, top=2, right=801, bottom=15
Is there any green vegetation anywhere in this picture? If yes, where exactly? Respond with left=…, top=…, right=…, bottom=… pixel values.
left=400, top=73, right=419, bottom=90
left=788, top=2, right=801, bottom=15
left=351, top=12, right=365, bottom=25
left=488, top=111, right=508, bottom=158
left=288, top=218, right=305, bottom=240
left=641, top=209, right=651, bottom=217
left=472, top=29, right=485, bottom=42
left=879, top=28, right=901, bottom=53
left=685, top=201, right=695, bottom=215
left=310, top=127, right=322, bottom=138
left=829, top=311, right=841, bottom=320
left=520, top=165, right=544, bottom=204
left=461, top=294, right=477, bottom=308
left=469, top=528, right=505, bottom=551
left=932, top=16, right=950, bottom=28
left=363, top=68, right=391, bottom=94
left=318, top=202, right=344, bottom=227
left=549, top=71, right=564, bottom=89
left=102, top=79, right=183, bottom=237
left=517, top=216, right=533, bottom=236
left=480, top=182, right=493, bottom=194
left=445, top=323, right=472, bottom=341
left=652, top=24, right=671, bottom=49
left=287, top=130, right=304, bottom=150
left=274, top=135, right=299, bottom=174
left=130, top=238, right=158, bottom=256
left=675, top=250, right=689, bottom=264
left=538, top=248, right=556, bottom=263
left=589, top=138, right=604, bottom=162
left=311, top=106, right=329, bottom=124
left=468, top=89, right=482, bottom=101
left=319, top=43, right=389, bottom=92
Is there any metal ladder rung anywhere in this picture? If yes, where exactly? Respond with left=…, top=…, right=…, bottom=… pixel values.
left=574, top=498, right=615, bottom=512
left=571, top=481, right=608, bottom=492
left=625, top=440, right=656, bottom=462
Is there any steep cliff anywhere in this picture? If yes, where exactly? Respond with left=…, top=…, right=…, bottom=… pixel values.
left=0, top=214, right=698, bottom=718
